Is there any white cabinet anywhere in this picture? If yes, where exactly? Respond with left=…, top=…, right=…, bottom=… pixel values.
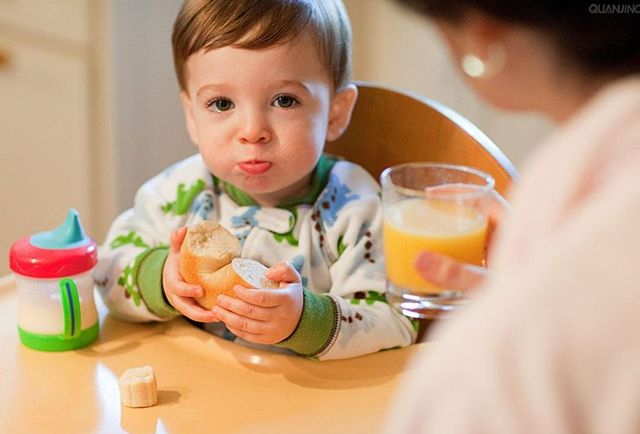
left=1, top=0, right=192, bottom=276
left=0, top=0, right=89, bottom=44
left=0, top=1, right=114, bottom=275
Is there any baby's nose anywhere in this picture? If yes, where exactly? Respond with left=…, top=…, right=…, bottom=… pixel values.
left=239, top=111, right=272, bottom=145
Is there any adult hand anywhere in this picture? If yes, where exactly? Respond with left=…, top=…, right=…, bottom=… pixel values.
left=414, top=190, right=510, bottom=291
left=414, top=251, right=488, bottom=291
left=162, top=227, right=220, bottom=323
left=481, top=189, right=511, bottom=257
left=212, top=262, right=303, bottom=345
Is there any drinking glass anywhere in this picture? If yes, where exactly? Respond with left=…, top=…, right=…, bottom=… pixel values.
left=381, top=163, right=495, bottom=318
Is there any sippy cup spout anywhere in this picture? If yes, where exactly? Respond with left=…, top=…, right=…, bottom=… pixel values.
left=9, top=208, right=97, bottom=278
left=30, top=208, right=89, bottom=249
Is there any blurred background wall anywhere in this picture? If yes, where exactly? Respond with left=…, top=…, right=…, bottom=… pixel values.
left=0, top=0, right=554, bottom=276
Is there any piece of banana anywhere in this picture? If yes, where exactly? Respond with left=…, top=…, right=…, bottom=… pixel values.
left=118, top=365, right=158, bottom=408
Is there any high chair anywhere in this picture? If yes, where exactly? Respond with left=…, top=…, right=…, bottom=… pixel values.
left=326, top=81, right=517, bottom=195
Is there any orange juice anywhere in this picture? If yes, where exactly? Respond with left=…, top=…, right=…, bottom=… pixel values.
left=383, top=198, right=488, bottom=293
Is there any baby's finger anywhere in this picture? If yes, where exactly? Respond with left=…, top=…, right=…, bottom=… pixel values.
left=216, top=294, right=271, bottom=321
left=225, top=325, right=267, bottom=344
left=232, top=285, right=289, bottom=307
left=170, top=227, right=188, bottom=254
left=264, top=261, right=300, bottom=284
left=212, top=305, right=266, bottom=334
left=168, top=280, right=203, bottom=298
left=170, top=295, right=219, bottom=323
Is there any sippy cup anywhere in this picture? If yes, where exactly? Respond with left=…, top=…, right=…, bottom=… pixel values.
left=9, top=209, right=99, bottom=351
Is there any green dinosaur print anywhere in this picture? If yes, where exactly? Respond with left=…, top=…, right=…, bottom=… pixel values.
left=273, top=231, right=299, bottom=247
left=161, top=179, right=206, bottom=215
left=272, top=208, right=299, bottom=246
left=337, top=236, right=346, bottom=257
left=350, top=290, right=387, bottom=306
left=110, top=231, right=149, bottom=250
left=117, top=262, right=141, bottom=306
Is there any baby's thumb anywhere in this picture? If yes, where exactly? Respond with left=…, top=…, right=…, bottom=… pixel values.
left=170, top=227, right=188, bottom=254
left=265, top=261, right=301, bottom=284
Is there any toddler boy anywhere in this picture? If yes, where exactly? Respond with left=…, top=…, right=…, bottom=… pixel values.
left=96, top=0, right=416, bottom=360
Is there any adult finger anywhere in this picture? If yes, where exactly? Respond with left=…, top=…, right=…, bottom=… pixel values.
left=414, top=251, right=487, bottom=292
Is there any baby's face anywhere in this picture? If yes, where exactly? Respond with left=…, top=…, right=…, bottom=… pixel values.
left=181, top=33, right=338, bottom=207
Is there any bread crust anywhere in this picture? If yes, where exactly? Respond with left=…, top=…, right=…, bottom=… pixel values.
left=179, top=222, right=277, bottom=309
left=179, top=221, right=240, bottom=282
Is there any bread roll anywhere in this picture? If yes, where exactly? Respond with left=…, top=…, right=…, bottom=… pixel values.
left=179, top=221, right=278, bottom=309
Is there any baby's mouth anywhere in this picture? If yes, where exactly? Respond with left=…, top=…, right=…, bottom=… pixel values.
left=238, top=160, right=272, bottom=175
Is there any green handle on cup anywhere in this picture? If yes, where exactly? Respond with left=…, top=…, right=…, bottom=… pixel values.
left=59, top=278, right=81, bottom=339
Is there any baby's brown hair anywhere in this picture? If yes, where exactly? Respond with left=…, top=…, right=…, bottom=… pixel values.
left=172, top=0, right=352, bottom=92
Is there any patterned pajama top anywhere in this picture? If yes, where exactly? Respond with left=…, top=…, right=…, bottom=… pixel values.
left=95, top=154, right=416, bottom=360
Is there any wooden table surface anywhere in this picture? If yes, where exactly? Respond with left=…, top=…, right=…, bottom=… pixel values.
left=0, top=275, right=426, bottom=434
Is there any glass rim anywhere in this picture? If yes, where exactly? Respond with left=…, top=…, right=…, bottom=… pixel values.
left=380, top=162, right=496, bottom=201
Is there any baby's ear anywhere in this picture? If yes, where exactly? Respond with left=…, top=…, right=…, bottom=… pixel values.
left=180, top=91, right=199, bottom=146
left=326, top=84, right=358, bottom=142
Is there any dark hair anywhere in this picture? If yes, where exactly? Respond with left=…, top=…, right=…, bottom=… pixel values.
left=395, top=0, right=640, bottom=77
left=172, top=0, right=352, bottom=92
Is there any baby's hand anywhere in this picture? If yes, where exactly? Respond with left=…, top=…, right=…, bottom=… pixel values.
left=212, top=261, right=303, bottom=345
left=162, top=227, right=220, bottom=323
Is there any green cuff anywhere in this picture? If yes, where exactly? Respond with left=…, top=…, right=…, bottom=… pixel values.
left=136, top=247, right=179, bottom=320
left=275, top=288, right=337, bottom=356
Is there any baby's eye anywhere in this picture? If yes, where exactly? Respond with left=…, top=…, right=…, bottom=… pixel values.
left=273, top=95, right=299, bottom=109
left=208, top=98, right=234, bottom=112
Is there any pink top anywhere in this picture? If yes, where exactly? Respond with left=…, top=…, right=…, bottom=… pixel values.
left=384, top=77, right=640, bottom=433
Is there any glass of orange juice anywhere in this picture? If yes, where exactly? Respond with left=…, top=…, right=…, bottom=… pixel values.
left=381, top=163, right=495, bottom=318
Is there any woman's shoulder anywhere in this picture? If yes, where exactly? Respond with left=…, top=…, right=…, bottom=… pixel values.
left=568, top=77, right=640, bottom=167
left=518, top=77, right=640, bottom=180
left=573, top=77, right=640, bottom=138
left=594, top=76, right=640, bottom=110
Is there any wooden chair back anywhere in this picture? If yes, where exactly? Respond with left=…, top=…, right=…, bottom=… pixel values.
left=325, top=82, right=517, bottom=195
